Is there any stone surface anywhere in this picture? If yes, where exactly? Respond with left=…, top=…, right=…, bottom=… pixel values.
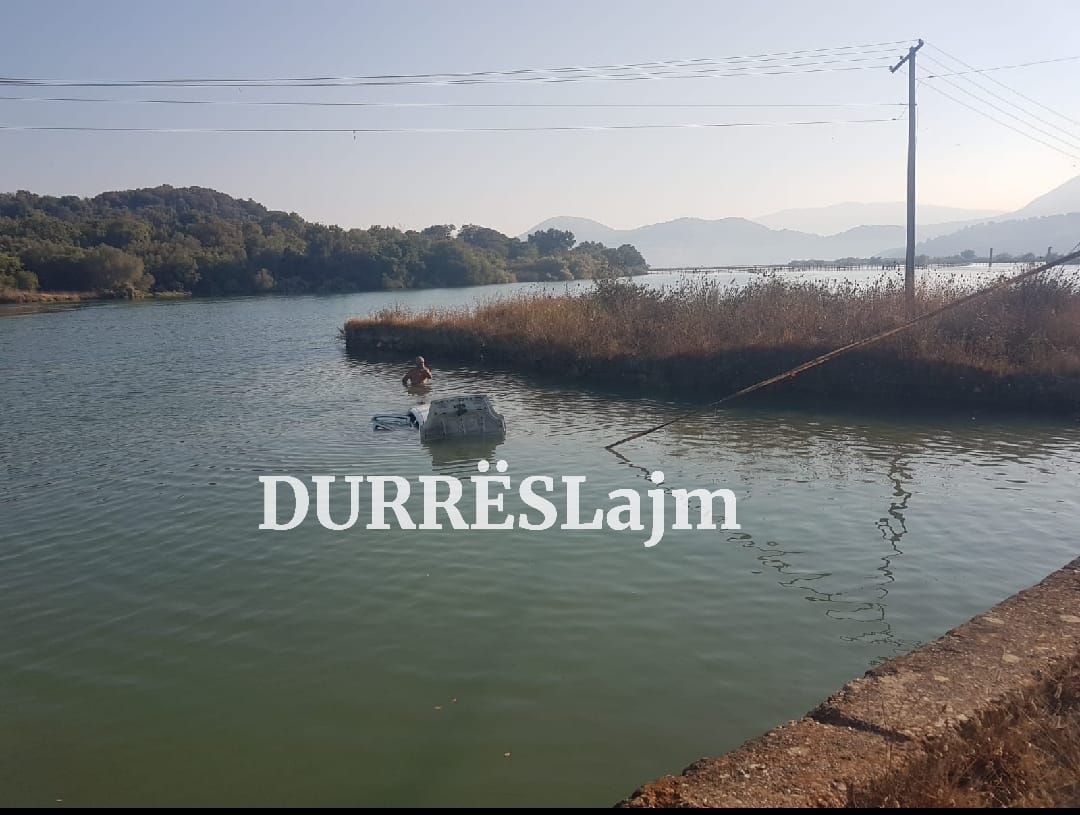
left=618, top=557, right=1080, bottom=808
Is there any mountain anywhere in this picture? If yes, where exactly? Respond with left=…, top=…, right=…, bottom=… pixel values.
left=1009, top=175, right=1080, bottom=220
left=754, top=202, right=1004, bottom=235
left=522, top=217, right=916, bottom=266
left=525, top=216, right=623, bottom=246
left=522, top=217, right=1009, bottom=267
left=523, top=174, right=1080, bottom=266
left=913, top=212, right=1080, bottom=258
left=904, top=175, right=1080, bottom=257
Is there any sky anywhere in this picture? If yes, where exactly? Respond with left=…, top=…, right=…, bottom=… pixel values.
left=2, top=0, right=1079, bottom=235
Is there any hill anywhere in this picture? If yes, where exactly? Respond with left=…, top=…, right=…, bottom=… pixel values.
left=754, top=202, right=1003, bottom=235
left=520, top=216, right=969, bottom=266
left=524, top=175, right=1080, bottom=267
left=914, top=212, right=1080, bottom=258
left=1009, top=175, right=1080, bottom=220
left=0, top=186, right=647, bottom=298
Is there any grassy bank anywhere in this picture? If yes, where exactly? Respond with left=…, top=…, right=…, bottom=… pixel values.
left=343, top=273, right=1080, bottom=412
left=0, top=288, right=193, bottom=305
left=0, top=288, right=93, bottom=304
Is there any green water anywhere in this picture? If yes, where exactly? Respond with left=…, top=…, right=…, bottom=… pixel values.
left=2, top=274, right=1079, bottom=806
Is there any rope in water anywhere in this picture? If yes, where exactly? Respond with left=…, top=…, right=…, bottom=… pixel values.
left=604, top=246, right=1080, bottom=451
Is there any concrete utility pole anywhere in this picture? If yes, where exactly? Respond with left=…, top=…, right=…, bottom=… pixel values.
left=891, top=39, right=924, bottom=312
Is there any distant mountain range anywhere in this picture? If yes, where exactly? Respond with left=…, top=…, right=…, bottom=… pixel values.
left=522, top=175, right=1080, bottom=266
left=911, top=213, right=1080, bottom=258
left=753, top=203, right=1003, bottom=235
left=1007, top=174, right=1080, bottom=220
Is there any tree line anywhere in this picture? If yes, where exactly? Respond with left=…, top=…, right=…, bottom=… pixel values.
left=0, top=186, right=648, bottom=296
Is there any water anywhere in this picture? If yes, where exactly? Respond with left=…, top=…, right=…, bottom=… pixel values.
left=2, top=274, right=1079, bottom=806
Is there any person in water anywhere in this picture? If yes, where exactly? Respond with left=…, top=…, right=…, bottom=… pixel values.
left=402, top=356, right=432, bottom=387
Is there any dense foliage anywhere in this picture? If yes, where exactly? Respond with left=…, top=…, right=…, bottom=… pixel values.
left=0, top=186, right=648, bottom=296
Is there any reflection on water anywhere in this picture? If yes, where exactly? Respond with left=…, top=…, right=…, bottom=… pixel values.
left=734, top=452, right=918, bottom=657
left=1, top=280, right=1079, bottom=807
left=607, top=404, right=1079, bottom=660
left=857, top=454, right=913, bottom=650
left=424, top=436, right=507, bottom=470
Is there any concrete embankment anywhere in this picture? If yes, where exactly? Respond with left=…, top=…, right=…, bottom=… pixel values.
left=617, top=557, right=1080, bottom=807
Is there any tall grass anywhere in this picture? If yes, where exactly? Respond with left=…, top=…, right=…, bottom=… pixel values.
left=346, top=272, right=1080, bottom=379
left=851, top=664, right=1080, bottom=807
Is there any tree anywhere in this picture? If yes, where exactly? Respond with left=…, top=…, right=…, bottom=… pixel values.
left=0, top=253, right=22, bottom=278
left=420, top=241, right=509, bottom=287
left=0, top=186, right=647, bottom=296
left=0, top=253, right=38, bottom=290
left=81, top=216, right=152, bottom=250
left=252, top=268, right=276, bottom=291
left=458, top=225, right=511, bottom=258
left=144, top=239, right=202, bottom=291
left=421, top=224, right=456, bottom=241
left=82, top=245, right=150, bottom=290
left=15, top=269, right=39, bottom=290
left=605, top=244, right=648, bottom=273
left=20, top=244, right=88, bottom=290
left=527, top=228, right=576, bottom=255
left=513, top=257, right=571, bottom=281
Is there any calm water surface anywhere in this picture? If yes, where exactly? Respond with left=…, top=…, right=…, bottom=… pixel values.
left=2, top=272, right=1079, bottom=806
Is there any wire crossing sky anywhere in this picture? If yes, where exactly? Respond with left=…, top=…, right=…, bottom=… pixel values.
left=0, top=116, right=907, bottom=133
left=1, top=0, right=1078, bottom=235
left=0, top=42, right=915, bottom=86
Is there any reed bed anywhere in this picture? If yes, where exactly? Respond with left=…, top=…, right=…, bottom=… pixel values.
left=347, top=273, right=1080, bottom=381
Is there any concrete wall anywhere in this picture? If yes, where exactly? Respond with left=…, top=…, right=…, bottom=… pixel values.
left=618, top=557, right=1080, bottom=807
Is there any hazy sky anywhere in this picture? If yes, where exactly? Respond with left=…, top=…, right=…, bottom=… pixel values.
left=2, top=0, right=1079, bottom=234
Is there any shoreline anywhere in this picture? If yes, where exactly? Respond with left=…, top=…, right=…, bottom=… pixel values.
left=342, top=323, right=1080, bottom=417
left=0, top=289, right=193, bottom=305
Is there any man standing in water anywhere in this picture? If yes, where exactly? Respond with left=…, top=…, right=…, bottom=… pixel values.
left=402, top=355, right=432, bottom=387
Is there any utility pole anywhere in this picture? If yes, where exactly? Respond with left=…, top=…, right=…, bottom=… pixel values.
left=891, top=39, right=924, bottom=312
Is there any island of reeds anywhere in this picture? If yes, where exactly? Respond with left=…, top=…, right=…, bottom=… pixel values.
left=343, top=273, right=1080, bottom=413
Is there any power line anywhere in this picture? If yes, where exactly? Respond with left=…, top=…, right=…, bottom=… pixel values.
left=924, top=43, right=1080, bottom=129
left=919, top=50, right=1080, bottom=150
left=0, top=115, right=905, bottom=134
left=919, top=53, right=1080, bottom=80
left=0, top=41, right=916, bottom=88
left=0, top=95, right=908, bottom=109
left=1, top=48, right=902, bottom=85
left=917, top=60, right=1080, bottom=155
left=0, top=61, right=900, bottom=88
left=917, top=79, right=1080, bottom=162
